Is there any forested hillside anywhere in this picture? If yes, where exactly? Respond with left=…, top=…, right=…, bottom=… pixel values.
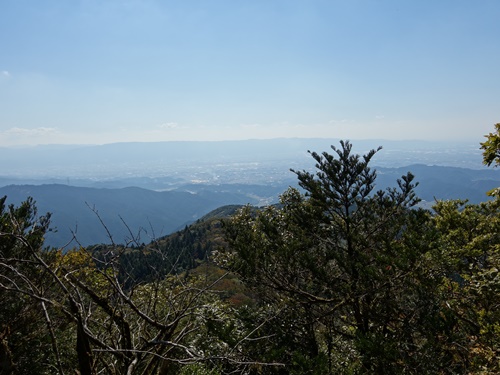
left=1, top=127, right=500, bottom=374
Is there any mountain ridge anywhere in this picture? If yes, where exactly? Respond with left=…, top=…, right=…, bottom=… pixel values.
left=2, top=161, right=499, bottom=249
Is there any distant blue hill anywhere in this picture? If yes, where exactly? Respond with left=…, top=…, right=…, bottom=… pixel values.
left=376, top=164, right=500, bottom=205
left=0, top=184, right=262, bottom=248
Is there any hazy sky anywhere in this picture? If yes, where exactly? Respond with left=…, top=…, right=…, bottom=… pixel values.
left=0, top=0, right=499, bottom=146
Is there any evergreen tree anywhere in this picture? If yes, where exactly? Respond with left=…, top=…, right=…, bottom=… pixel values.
left=223, top=141, right=447, bottom=373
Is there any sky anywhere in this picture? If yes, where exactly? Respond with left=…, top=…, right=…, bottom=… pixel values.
left=0, top=0, right=499, bottom=146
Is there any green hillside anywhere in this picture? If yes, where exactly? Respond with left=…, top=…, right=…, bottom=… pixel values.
left=87, top=205, right=243, bottom=287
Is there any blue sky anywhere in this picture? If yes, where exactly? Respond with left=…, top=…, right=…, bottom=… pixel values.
left=0, top=0, right=499, bottom=146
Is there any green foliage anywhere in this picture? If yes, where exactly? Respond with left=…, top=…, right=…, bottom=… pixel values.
left=0, top=196, right=55, bottom=374
left=178, top=363, right=221, bottom=375
left=0, top=197, right=252, bottom=374
left=222, top=141, right=459, bottom=374
left=433, top=198, right=500, bottom=373
left=480, top=123, right=500, bottom=167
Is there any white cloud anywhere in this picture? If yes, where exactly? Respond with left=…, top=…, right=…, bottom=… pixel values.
left=239, top=123, right=263, bottom=129
left=0, top=71, right=11, bottom=82
left=329, top=119, right=352, bottom=124
left=4, top=127, right=58, bottom=137
left=157, top=122, right=180, bottom=129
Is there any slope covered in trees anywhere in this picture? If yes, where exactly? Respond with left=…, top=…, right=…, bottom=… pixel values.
left=1, top=128, right=500, bottom=374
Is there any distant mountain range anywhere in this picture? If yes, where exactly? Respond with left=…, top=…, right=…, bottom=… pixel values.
left=376, top=164, right=500, bottom=205
left=0, top=184, right=264, bottom=248
left=0, top=139, right=496, bottom=248
left=1, top=162, right=499, bottom=248
left=0, top=139, right=484, bottom=182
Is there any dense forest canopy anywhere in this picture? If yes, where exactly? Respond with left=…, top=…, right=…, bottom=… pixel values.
left=1, top=125, right=500, bottom=374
